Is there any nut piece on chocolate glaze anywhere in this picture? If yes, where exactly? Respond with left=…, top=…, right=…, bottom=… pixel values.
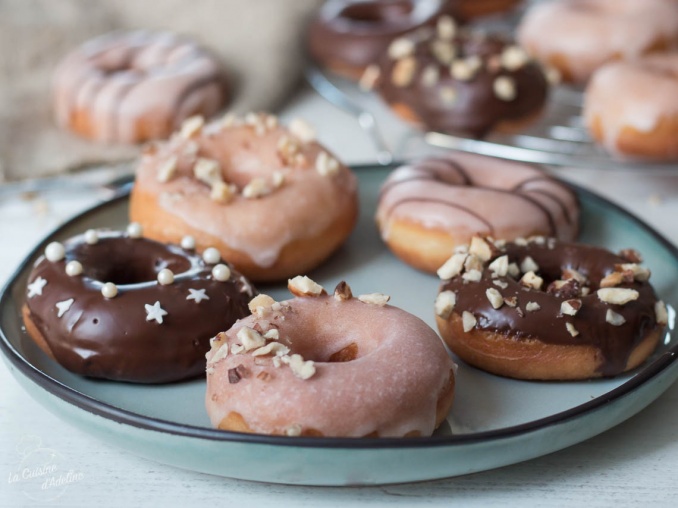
left=547, top=279, right=580, bottom=299
left=437, top=252, right=468, bottom=280
left=606, top=309, right=626, bottom=326
left=597, top=288, right=640, bottom=306
left=486, top=288, right=504, bottom=309
left=619, top=248, right=643, bottom=264
left=561, top=299, right=582, bottom=316
left=520, top=271, right=543, bottom=290
left=462, top=311, right=477, bottom=332
left=435, top=290, right=457, bottom=319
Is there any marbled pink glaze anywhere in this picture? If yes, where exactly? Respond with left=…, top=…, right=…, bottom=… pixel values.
left=135, top=118, right=358, bottom=268
left=517, top=0, right=678, bottom=82
left=583, top=54, right=678, bottom=156
left=205, top=295, right=455, bottom=437
left=377, top=152, right=579, bottom=243
left=53, top=31, right=227, bottom=143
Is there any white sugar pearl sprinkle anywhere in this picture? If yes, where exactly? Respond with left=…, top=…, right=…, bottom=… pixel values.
left=45, top=242, right=65, bottom=262
left=101, top=282, right=118, bottom=299
left=65, top=260, right=83, bottom=276
left=127, top=222, right=143, bottom=238
left=212, top=264, right=231, bottom=282
left=157, top=269, right=175, bottom=285
left=181, top=236, right=196, bottom=250
left=203, top=247, right=221, bottom=264
left=84, top=229, right=99, bottom=245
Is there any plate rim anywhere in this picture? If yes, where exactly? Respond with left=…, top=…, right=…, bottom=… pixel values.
left=2, top=165, right=678, bottom=450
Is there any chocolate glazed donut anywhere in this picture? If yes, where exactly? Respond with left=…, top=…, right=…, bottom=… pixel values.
left=53, top=30, right=229, bottom=143
left=22, top=230, right=254, bottom=383
left=307, top=0, right=461, bottom=80
left=372, top=28, right=549, bottom=137
left=435, top=237, right=667, bottom=380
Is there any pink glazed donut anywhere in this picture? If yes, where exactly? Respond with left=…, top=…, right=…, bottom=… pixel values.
left=205, top=278, right=456, bottom=437
left=53, top=30, right=229, bottom=143
left=517, top=0, right=678, bottom=83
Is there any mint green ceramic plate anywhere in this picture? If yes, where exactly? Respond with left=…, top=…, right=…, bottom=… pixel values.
left=2, top=165, right=677, bottom=486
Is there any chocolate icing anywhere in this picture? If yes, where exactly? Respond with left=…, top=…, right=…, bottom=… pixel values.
left=375, top=31, right=548, bottom=137
left=441, top=239, right=662, bottom=376
left=24, top=231, right=254, bottom=383
left=307, top=0, right=460, bottom=78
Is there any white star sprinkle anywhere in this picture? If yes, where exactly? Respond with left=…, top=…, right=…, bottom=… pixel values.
left=145, top=301, right=168, bottom=324
left=27, top=277, right=47, bottom=298
left=56, top=298, right=74, bottom=318
left=186, top=288, right=210, bottom=304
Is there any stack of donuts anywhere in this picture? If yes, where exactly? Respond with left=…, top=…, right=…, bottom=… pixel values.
left=23, top=1, right=670, bottom=440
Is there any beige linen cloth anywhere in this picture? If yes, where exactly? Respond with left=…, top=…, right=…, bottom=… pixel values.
left=0, top=0, right=321, bottom=182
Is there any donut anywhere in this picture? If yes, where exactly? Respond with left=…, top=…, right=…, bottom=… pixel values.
left=435, top=236, right=667, bottom=380
left=22, top=226, right=254, bottom=383
left=53, top=30, right=229, bottom=144
left=452, top=0, right=522, bottom=20
left=517, top=0, right=678, bottom=83
left=130, top=112, right=359, bottom=282
left=376, top=153, right=579, bottom=274
left=205, top=277, right=456, bottom=437
left=584, top=54, right=678, bottom=160
left=371, top=26, right=549, bottom=137
left=307, top=0, right=460, bottom=81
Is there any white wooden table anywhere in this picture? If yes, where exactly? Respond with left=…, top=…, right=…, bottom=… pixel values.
left=2, top=89, right=678, bottom=508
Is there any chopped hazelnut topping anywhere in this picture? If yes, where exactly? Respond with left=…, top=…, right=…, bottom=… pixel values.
left=462, top=269, right=482, bottom=283
left=359, top=64, right=380, bottom=91
left=421, top=65, right=440, bottom=87
left=656, top=300, right=668, bottom=325
left=333, top=281, right=353, bottom=301
left=242, top=178, right=271, bottom=199
left=437, top=15, right=456, bottom=40
left=525, top=301, right=541, bottom=312
left=451, top=59, right=476, bottom=81
left=285, top=354, right=316, bottom=380
left=462, top=311, right=477, bottom=332
left=439, top=86, right=458, bottom=105
left=315, top=151, right=340, bottom=176
left=208, top=342, right=230, bottom=365
left=500, top=46, right=529, bottom=71
left=489, top=255, right=509, bottom=277
left=252, top=342, right=290, bottom=357
left=288, top=275, right=325, bottom=297
left=435, top=290, right=456, bottom=319
left=430, top=39, right=456, bottom=65
left=388, top=37, right=415, bottom=59
left=469, top=237, right=494, bottom=262
left=265, top=115, right=278, bottom=130
left=600, top=271, right=627, bottom=288
left=597, top=288, right=639, bottom=305
left=504, top=296, right=518, bottom=307
left=219, top=112, right=239, bottom=129
left=615, top=263, right=651, bottom=282
left=156, top=156, right=178, bottom=183
left=562, top=268, right=586, bottom=284
left=180, top=115, right=204, bottom=138
left=464, top=254, right=483, bottom=272
left=277, top=135, right=300, bottom=160
left=437, top=252, right=467, bottom=280
left=581, top=287, right=591, bottom=296
left=520, top=256, right=539, bottom=274
left=248, top=294, right=276, bottom=316
left=619, top=249, right=643, bottom=263
left=271, top=171, right=285, bottom=188
left=264, top=329, right=280, bottom=340
left=520, top=271, right=544, bottom=290
left=507, top=263, right=521, bottom=278
left=237, top=326, right=266, bottom=351
left=286, top=424, right=303, bottom=436
left=547, top=279, right=581, bottom=299
left=228, top=364, right=248, bottom=384
left=514, top=237, right=528, bottom=246
left=391, top=56, right=417, bottom=87
left=606, top=309, right=626, bottom=326
left=493, top=76, right=517, bottom=101
left=358, top=293, right=390, bottom=306
left=289, top=118, right=316, bottom=143
left=231, top=343, right=245, bottom=355
left=210, top=181, right=236, bottom=203
left=486, top=288, right=504, bottom=309
left=565, top=322, right=579, bottom=337
left=257, top=371, right=272, bottom=382
left=193, top=158, right=222, bottom=185
left=561, top=299, right=582, bottom=316
left=493, top=280, right=508, bottom=289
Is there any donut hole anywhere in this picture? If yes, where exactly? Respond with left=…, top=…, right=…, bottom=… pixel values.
left=340, top=1, right=413, bottom=23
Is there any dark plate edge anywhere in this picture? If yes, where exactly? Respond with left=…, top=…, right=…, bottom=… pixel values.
left=1, top=165, right=678, bottom=450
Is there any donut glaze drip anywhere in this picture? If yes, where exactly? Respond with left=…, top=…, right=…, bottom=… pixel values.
left=374, top=31, right=548, bottom=136
left=24, top=232, right=253, bottom=383
left=441, top=240, right=662, bottom=376
left=377, top=153, right=579, bottom=243
left=53, top=31, right=228, bottom=143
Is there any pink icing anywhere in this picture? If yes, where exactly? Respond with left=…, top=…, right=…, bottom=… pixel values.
left=376, top=152, right=579, bottom=243
left=53, top=30, right=227, bottom=143
left=135, top=118, right=358, bottom=268
left=517, top=0, right=678, bottom=82
left=205, top=295, right=455, bottom=437
left=583, top=54, right=678, bottom=155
